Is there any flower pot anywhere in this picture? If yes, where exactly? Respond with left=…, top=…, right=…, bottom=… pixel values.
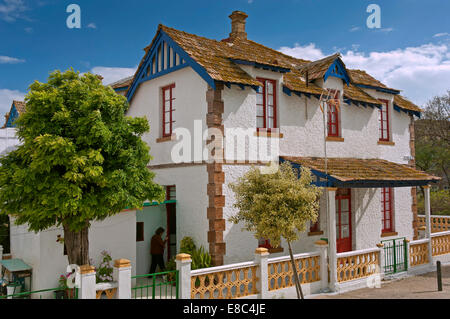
left=54, top=290, right=65, bottom=299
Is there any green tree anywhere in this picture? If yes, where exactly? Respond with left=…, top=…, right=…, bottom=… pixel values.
left=229, top=162, right=321, bottom=299
left=0, top=69, right=164, bottom=266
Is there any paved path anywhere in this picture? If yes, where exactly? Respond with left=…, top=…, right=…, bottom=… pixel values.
left=312, top=266, right=450, bottom=299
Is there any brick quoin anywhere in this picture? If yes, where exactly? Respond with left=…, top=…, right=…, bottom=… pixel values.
left=206, top=82, right=226, bottom=266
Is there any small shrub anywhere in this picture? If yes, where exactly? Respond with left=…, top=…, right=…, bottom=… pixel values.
left=96, top=250, right=113, bottom=283
left=180, top=237, right=196, bottom=255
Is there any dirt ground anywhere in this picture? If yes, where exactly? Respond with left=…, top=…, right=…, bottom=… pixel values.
left=312, top=265, right=450, bottom=299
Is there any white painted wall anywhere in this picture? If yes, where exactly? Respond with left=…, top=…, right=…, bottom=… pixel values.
left=9, top=212, right=137, bottom=293
left=127, top=67, right=208, bottom=166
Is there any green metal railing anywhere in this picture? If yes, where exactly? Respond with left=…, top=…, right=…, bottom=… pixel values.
left=131, top=270, right=178, bottom=299
left=0, top=287, right=78, bottom=299
left=381, top=237, right=408, bottom=274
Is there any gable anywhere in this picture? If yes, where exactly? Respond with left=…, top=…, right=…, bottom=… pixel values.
left=323, top=58, right=351, bottom=86
left=126, top=29, right=217, bottom=102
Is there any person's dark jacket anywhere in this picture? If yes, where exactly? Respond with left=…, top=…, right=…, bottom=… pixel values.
left=150, top=234, right=165, bottom=255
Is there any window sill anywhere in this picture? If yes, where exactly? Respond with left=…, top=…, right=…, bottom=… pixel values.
left=326, top=136, right=344, bottom=142
left=378, top=140, right=395, bottom=146
left=308, top=231, right=324, bottom=237
left=381, top=231, right=398, bottom=238
left=254, top=130, right=283, bottom=138
left=156, top=134, right=176, bottom=143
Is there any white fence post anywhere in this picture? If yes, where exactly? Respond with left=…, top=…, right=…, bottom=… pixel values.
left=315, top=240, right=328, bottom=291
left=176, top=253, right=192, bottom=299
left=113, top=259, right=131, bottom=299
left=376, top=243, right=385, bottom=279
left=405, top=239, right=411, bottom=271
left=79, top=265, right=96, bottom=299
left=254, top=247, right=269, bottom=299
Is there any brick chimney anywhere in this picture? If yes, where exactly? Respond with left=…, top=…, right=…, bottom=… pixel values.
left=229, top=11, right=248, bottom=41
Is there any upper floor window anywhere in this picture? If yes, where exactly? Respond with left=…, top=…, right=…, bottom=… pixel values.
left=162, top=84, right=176, bottom=137
left=256, top=78, right=277, bottom=130
left=327, top=89, right=340, bottom=137
left=381, top=188, right=394, bottom=233
left=379, top=99, right=390, bottom=141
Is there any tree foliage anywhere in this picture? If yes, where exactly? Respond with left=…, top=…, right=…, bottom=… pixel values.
left=229, top=162, right=321, bottom=248
left=0, top=69, right=164, bottom=263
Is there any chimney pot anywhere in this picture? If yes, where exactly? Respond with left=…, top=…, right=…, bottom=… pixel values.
left=229, top=11, right=248, bottom=41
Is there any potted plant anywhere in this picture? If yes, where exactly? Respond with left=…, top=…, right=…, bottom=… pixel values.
left=96, top=250, right=113, bottom=283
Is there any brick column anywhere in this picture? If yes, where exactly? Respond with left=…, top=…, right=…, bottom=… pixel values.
left=408, top=115, right=419, bottom=240
left=206, top=82, right=226, bottom=266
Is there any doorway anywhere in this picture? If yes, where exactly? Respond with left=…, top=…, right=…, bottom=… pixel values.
left=336, top=188, right=352, bottom=253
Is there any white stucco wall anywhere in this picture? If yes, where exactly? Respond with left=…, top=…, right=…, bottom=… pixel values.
left=9, top=212, right=136, bottom=292
left=127, top=67, right=208, bottom=166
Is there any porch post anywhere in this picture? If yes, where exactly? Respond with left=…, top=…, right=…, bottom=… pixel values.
left=176, top=253, right=192, bottom=299
left=423, top=185, right=433, bottom=265
left=254, top=247, right=269, bottom=299
left=113, top=259, right=131, bottom=299
left=315, top=240, right=329, bottom=291
left=326, top=187, right=338, bottom=291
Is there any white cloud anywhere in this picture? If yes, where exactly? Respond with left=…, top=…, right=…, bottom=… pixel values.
left=278, top=42, right=450, bottom=106
left=349, top=26, right=360, bottom=32
left=0, top=55, right=25, bottom=64
left=89, top=66, right=137, bottom=85
left=433, top=32, right=449, bottom=38
left=278, top=43, right=325, bottom=61
left=0, top=88, right=26, bottom=119
left=379, top=27, right=394, bottom=33
left=0, top=0, right=27, bottom=22
left=87, top=23, right=97, bottom=29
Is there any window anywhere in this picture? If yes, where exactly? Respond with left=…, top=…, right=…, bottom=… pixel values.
left=162, top=84, right=175, bottom=137
left=256, top=78, right=277, bottom=130
left=166, top=185, right=176, bottom=200
left=327, top=90, right=340, bottom=137
left=379, top=99, right=390, bottom=141
left=258, top=238, right=283, bottom=253
left=381, top=188, right=394, bottom=233
left=310, top=210, right=320, bottom=233
left=136, top=222, right=144, bottom=242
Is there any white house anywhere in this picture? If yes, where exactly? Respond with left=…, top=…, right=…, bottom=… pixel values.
left=110, top=10, right=438, bottom=269
left=3, top=11, right=440, bottom=291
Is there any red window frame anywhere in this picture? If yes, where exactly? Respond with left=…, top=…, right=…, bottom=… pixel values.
left=162, top=84, right=176, bottom=137
left=381, top=188, right=394, bottom=233
left=327, top=90, right=340, bottom=137
left=379, top=99, right=390, bottom=141
left=256, top=78, right=277, bottom=131
left=166, top=185, right=176, bottom=201
left=310, top=211, right=320, bottom=233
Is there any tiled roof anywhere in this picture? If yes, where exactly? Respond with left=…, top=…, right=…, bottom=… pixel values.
left=394, top=94, right=422, bottom=113
left=109, top=76, right=133, bottom=89
left=296, top=53, right=342, bottom=81
left=343, top=84, right=382, bottom=106
left=282, top=156, right=440, bottom=182
left=126, top=24, right=421, bottom=114
left=347, top=69, right=399, bottom=93
left=13, top=100, right=26, bottom=114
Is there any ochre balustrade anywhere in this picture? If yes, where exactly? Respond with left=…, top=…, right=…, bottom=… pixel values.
left=190, top=265, right=259, bottom=299
left=336, top=251, right=379, bottom=283
left=432, top=233, right=450, bottom=256
left=268, top=255, right=320, bottom=291
left=418, top=216, right=450, bottom=233
left=410, top=242, right=429, bottom=266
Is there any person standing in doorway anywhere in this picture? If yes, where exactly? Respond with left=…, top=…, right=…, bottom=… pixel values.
left=150, top=227, right=168, bottom=274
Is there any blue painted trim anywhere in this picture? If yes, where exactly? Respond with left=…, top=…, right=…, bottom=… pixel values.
left=230, top=59, right=291, bottom=73
left=323, top=59, right=351, bottom=86
left=283, top=86, right=292, bottom=96
left=344, top=98, right=381, bottom=109
left=222, top=81, right=261, bottom=91
left=394, top=104, right=421, bottom=118
left=282, top=85, right=321, bottom=100
left=355, top=83, right=400, bottom=95
left=114, top=86, right=129, bottom=93
left=280, top=156, right=435, bottom=188
left=6, top=103, right=19, bottom=128
left=126, top=30, right=216, bottom=102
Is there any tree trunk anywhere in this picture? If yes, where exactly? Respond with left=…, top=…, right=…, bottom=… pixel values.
left=287, top=241, right=304, bottom=299
left=63, top=223, right=90, bottom=266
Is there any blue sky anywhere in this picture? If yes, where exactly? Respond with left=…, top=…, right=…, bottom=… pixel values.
left=1, top=0, right=449, bottom=118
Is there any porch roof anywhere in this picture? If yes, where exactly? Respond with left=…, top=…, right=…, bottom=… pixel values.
left=280, top=156, right=441, bottom=188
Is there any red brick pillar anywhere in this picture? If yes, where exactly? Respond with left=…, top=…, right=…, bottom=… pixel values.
left=408, top=115, right=418, bottom=240
left=206, top=82, right=226, bottom=266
